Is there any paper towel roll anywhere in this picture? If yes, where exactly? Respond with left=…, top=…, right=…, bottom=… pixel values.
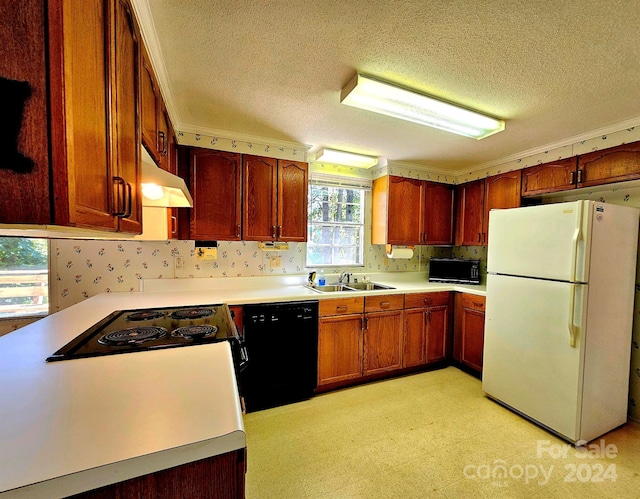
left=386, top=247, right=414, bottom=259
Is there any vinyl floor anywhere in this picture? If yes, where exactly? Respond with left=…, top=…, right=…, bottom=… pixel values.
left=242, top=366, right=640, bottom=498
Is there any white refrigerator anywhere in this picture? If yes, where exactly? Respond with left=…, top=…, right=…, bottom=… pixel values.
left=483, top=200, right=639, bottom=444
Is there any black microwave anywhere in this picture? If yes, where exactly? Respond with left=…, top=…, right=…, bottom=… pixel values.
left=428, top=258, right=480, bottom=285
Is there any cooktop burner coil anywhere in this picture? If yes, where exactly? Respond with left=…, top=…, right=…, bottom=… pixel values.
left=171, top=324, right=218, bottom=340
left=98, top=326, right=168, bottom=346
left=169, top=308, right=215, bottom=320
left=125, top=310, right=164, bottom=321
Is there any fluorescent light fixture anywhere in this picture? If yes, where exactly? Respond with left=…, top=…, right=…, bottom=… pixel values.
left=314, top=148, right=378, bottom=168
left=340, top=73, right=505, bottom=140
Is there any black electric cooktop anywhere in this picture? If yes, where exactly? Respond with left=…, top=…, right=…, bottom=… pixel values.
left=47, top=304, right=237, bottom=362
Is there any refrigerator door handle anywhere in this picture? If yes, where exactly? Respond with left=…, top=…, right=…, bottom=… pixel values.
left=570, top=201, right=584, bottom=282
left=568, top=284, right=578, bottom=347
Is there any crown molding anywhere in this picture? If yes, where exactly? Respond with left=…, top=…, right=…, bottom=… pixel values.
left=130, top=0, right=181, bottom=126
left=177, top=124, right=312, bottom=153
left=455, top=116, right=640, bottom=179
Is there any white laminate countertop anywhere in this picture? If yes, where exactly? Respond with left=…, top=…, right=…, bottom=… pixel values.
left=0, top=272, right=484, bottom=498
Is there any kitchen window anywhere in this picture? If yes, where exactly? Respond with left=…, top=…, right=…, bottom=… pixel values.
left=306, top=184, right=366, bottom=267
left=0, top=237, right=49, bottom=319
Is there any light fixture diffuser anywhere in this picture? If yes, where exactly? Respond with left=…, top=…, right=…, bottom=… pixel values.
left=314, top=148, right=378, bottom=168
left=341, top=73, right=505, bottom=139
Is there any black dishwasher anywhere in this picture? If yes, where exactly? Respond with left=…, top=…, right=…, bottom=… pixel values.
left=242, top=301, right=318, bottom=412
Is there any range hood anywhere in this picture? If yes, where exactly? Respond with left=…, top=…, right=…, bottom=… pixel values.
left=140, top=147, right=193, bottom=207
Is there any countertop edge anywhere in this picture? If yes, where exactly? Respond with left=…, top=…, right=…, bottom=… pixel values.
left=1, top=431, right=246, bottom=499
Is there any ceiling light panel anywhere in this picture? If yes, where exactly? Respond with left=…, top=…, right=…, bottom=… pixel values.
left=341, top=73, right=505, bottom=140
left=314, top=148, right=378, bottom=168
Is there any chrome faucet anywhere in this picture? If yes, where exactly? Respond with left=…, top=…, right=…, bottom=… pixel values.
left=338, top=271, right=352, bottom=284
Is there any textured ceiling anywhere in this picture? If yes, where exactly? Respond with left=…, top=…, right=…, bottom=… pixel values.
left=140, top=0, right=640, bottom=173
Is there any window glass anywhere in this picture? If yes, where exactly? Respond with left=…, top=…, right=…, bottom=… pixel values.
left=0, top=237, right=49, bottom=318
left=306, top=186, right=365, bottom=267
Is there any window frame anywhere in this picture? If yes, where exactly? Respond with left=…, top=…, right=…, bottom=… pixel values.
left=0, top=237, right=50, bottom=320
left=305, top=184, right=366, bottom=268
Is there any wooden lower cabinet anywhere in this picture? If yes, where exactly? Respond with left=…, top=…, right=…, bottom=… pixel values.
left=454, top=294, right=486, bottom=373
left=363, top=310, right=403, bottom=375
left=70, top=448, right=246, bottom=499
left=403, top=292, right=452, bottom=367
left=318, top=313, right=364, bottom=385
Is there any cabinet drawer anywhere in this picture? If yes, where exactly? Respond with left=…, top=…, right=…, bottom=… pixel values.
left=319, top=297, right=365, bottom=317
left=364, top=294, right=404, bottom=312
left=404, top=291, right=450, bottom=309
left=460, top=294, right=486, bottom=312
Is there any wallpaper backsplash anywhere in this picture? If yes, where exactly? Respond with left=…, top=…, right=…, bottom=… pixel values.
left=48, top=239, right=456, bottom=312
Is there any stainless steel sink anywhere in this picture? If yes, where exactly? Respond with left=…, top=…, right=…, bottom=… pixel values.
left=345, top=282, right=395, bottom=291
left=305, top=282, right=395, bottom=293
left=305, top=284, right=354, bottom=293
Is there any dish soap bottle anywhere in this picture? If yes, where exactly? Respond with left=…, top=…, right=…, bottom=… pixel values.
left=318, top=269, right=326, bottom=286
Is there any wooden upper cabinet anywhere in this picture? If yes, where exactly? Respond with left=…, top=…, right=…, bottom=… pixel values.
left=243, top=155, right=278, bottom=241
left=372, top=176, right=454, bottom=246
left=156, top=108, right=170, bottom=170
left=372, top=176, right=422, bottom=245
left=1, top=0, right=143, bottom=234
left=456, top=171, right=520, bottom=246
left=277, top=160, right=308, bottom=242
left=190, top=149, right=242, bottom=240
left=140, top=43, right=170, bottom=168
left=521, top=158, right=578, bottom=197
left=140, top=45, right=158, bottom=160
left=110, top=0, right=142, bottom=234
left=455, top=179, right=485, bottom=246
left=483, top=171, right=521, bottom=241
left=423, top=182, right=454, bottom=245
left=578, top=142, right=640, bottom=188
left=243, top=155, right=308, bottom=242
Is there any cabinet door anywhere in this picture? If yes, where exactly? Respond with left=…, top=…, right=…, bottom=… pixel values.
left=0, top=0, right=51, bottom=224
left=277, top=160, right=308, bottom=242
left=243, top=155, right=278, bottom=241
left=318, top=314, right=363, bottom=385
left=403, top=308, right=427, bottom=368
left=423, top=182, right=454, bottom=245
left=483, top=171, right=521, bottom=244
left=426, top=305, right=449, bottom=363
left=387, top=176, right=423, bottom=245
left=578, top=142, right=640, bottom=188
left=110, top=0, right=142, bottom=234
left=460, top=307, right=485, bottom=372
left=521, top=158, right=577, bottom=196
left=140, top=45, right=159, bottom=162
left=156, top=107, right=170, bottom=171
left=455, top=179, right=485, bottom=246
left=363, top=310, right=403, bottom=375
left=190, top=149, right=242, bottom=240
left=49, top=0, right=119, bottom=231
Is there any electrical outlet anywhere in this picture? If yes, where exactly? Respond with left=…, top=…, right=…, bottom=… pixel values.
left=270, top=255, right=282, bottom=269
left=174, top=256, right=185, bottom=270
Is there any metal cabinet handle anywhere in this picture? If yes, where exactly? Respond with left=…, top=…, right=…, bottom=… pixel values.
left=577, top=169, right=583, bottom=184
left=171, top=215, right=177, bottom=235
left=158, top=130, right=167, bottom=156
left=569, top=170, right=576, bottom=185
left=423, top=298, right=432, bottom=305
left=236, top=224, right=241, bottom=238
left=380, top=301, right=391, bottom=309
left=472, top=301, right=484, bottom=308
left=478, top=232, right=482, bottom=243
left=277, top=225, right=282, bottom=239
left=336, top=306, right=348, bottom=313
left=113, top=177, right=132, bottom=218
left=271, top=225, right=276, bottom=238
